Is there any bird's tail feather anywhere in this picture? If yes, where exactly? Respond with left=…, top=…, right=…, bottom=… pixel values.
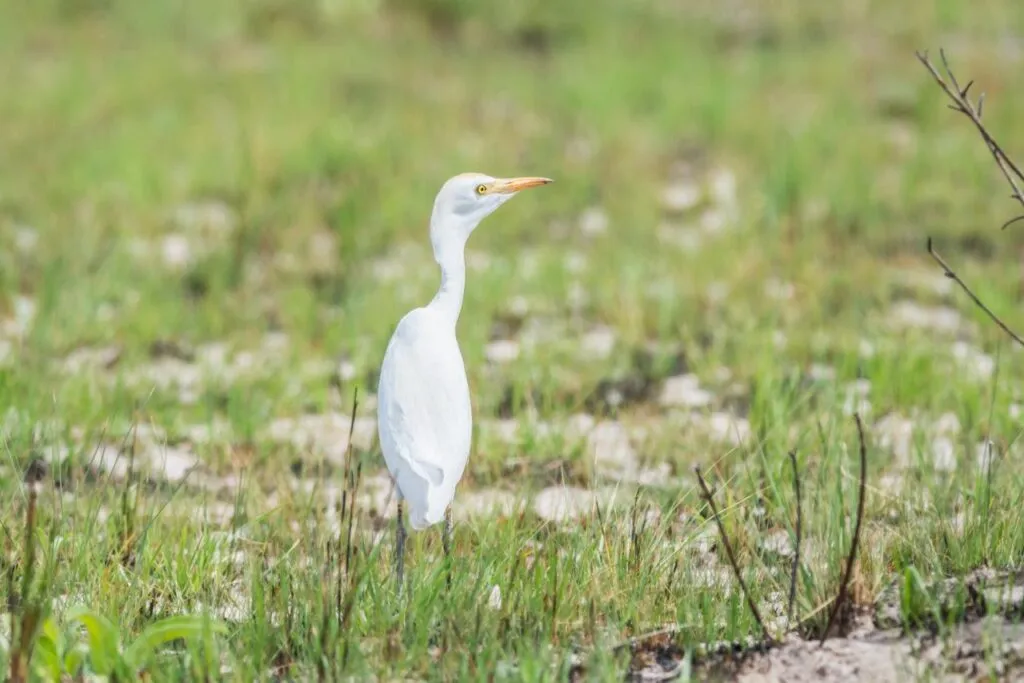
left=396, top=468, right=451, bottom=530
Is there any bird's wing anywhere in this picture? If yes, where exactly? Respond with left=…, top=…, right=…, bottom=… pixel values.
left=376, top=308, right=472, bottom=517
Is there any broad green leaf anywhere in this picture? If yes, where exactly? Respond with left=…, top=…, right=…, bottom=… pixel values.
left=66, top=607, right=120, bottom=675
left=122, top=615, right=227, bottom=671
left=39, top=617, right=60, bottom=646
left=32, top=632, right=61, bottom=682
left=63, top=642, right=89, bottom=678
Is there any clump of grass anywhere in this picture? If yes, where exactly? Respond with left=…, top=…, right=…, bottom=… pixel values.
left=1, top=457, right=227, bottom=681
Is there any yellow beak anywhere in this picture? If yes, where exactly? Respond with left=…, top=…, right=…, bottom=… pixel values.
left=494, top=176, right=554, bottom=194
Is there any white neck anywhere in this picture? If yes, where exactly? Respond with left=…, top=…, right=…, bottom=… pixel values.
left=426, top=212, right=473, bottom=326
left=427, top=245, right=466, bottom=325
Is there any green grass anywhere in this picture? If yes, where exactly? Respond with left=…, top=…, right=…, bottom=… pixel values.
left=2, top=0, right=1024, bottom=680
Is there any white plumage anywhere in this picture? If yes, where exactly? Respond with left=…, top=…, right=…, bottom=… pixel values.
left=376, top=172, right=551, bottom=577
left=377, top=305, right=472, bottom=529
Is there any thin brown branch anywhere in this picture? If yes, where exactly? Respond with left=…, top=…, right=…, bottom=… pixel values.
left=819, top=413, right=868, bottom=645
left=787, top=450, right=802, bottom=627
left=928, top=237, right=1024, bottom=349
left=339, top=388, right=359, bottom=535
left=916, top=49, right=1024, bottom=229
left=694, top=466, right=772, bottom=643
left=341, top=387, right=360, bottom=574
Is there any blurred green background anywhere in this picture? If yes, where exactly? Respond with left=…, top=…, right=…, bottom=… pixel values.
left=3, top=1, right=1024, bottom=419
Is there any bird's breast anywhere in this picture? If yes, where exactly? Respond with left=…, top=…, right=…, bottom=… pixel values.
left=377, top=309, right=473, bottom=480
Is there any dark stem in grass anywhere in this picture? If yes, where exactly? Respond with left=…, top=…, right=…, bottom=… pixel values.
left=593, top=500, right=610, bottom=554
left=916, top=49, right=1024, bottom=229
left=587, top=598, right=597, bottom=642
left=335, top=503, right=345, bottom=618
left=345, top=461, right=361, bottom=578
left=549, top=543, right=559, bottom=645
left=340, top=387, right=361, bottom=575
left=9, top=483, right=40, bottom=683
left=498, top=551, right=522, bottom=641
left=317, top=543, right=333, bottom=683
left=693, top=466, right=771, bottom=643
left=395, top=500, right=406, bottom=593
left=664, top=557, right=680, bottom=601
left=927, top=238, right=1024, bottom=350
left=119, top=423, right=139, bottom=569
left=3, top=523, right=14, bottom=613
left=787, top=451, right=802, bottom=626
left=18, top=484, right=37, bottom=616
left=629, top=488, right=649, bottom=572
left=303, top=458, right=393, bottom=674
left=338, top=551, right=359, bottom=671
left=339, top=390, right=357, bottom=553
left=443, top=506, right=454, bottom=592
left=819, top=413, right=868, bottom=646
left=338, top=520, right=389, bottom=673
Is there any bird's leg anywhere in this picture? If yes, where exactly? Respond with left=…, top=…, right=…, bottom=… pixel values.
left=396, top=498, right=406, bottom=594
left=443, top=505, right=453, bottom=591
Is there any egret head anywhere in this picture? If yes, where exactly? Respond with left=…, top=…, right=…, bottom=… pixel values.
left=429, top=172, right=552, bottom=259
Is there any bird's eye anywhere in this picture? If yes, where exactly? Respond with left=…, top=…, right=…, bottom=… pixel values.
left=475, top=184, right=488, bottom=195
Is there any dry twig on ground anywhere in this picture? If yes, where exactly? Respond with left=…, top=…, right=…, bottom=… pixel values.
left=787, top=451, right=802, bottom=627
left=819, top=413, right=868, bottom=645
left=694, top=466, right=773, bottom=643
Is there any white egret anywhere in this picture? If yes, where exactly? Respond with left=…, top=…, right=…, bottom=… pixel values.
left=376, top=172, right=552, bottom=586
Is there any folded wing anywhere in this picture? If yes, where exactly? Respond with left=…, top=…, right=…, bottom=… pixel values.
left=376, top=308, right=472, bottom=529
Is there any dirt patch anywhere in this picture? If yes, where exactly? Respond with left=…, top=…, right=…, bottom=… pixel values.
left=730, top=620, right=1024, bottom=682
left=621, top=570, right=1024, bottom=682
left=615, top=618, right=1024, bottom=682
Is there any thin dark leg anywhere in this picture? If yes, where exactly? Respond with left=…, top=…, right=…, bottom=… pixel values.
left=443, top=505, right=453, bottom=591
left=396, top=498, right=406, bottom=594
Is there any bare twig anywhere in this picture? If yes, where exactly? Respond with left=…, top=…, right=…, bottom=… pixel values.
left=819, top=413, right=868, bottom=645
left=927, top=238, right=1024, bottom=349
left=916, top=49, right=1024, bottom=229
left=694, top=466, right=771, bottom=642
left=787, top=451, right=802, bottom=626
left=339, top=388, right=359, bottom=535
left=345, top=461, right=361, bottom=575
left=341, top=387, right=361, bottom=574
